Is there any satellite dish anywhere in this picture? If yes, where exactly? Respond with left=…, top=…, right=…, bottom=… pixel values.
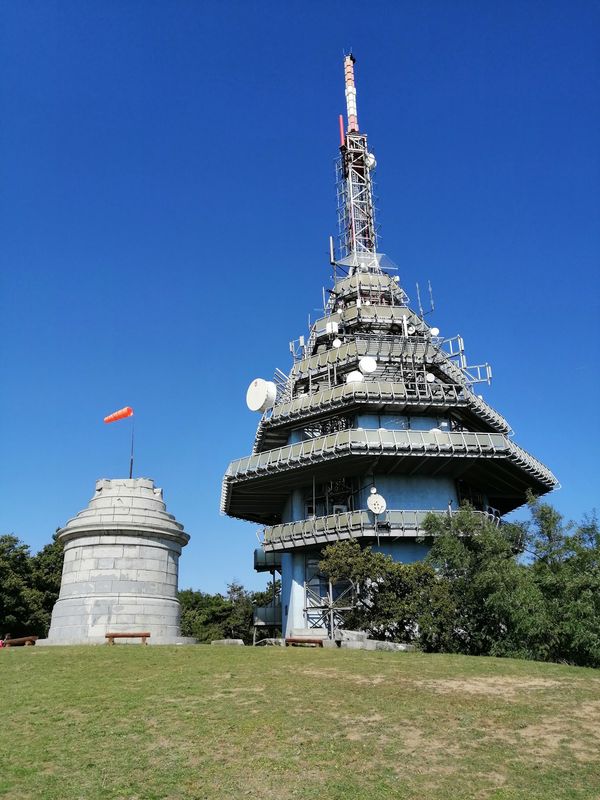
left=345, top=370, right=364, bottom=384
left=407, top=325, right=416, bottom=335
left=367, top=493, right=387, bottom=515
left=358, top=356, right=377, bottom=375
left=426, top=372, right=436, bottom=383
left=332, top=338, right=342, bottom=349
left=365, top=152, right=377, bottom=170
left=430, top=327, right=440, bottom=337
left=246, top=378, right=277, bottom=412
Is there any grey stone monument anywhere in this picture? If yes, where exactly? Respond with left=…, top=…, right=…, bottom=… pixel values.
left=44, top=478, right=192, bottom=644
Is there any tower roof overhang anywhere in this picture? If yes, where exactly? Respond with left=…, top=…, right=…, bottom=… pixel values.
left=221, top=429, right=557, bottom=523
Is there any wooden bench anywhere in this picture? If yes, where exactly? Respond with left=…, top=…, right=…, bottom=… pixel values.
left=105, top=632, right=150, bottom=645
left=3, top=636, right=38, bottom=648
left=285, top=637, right=324, bottom=648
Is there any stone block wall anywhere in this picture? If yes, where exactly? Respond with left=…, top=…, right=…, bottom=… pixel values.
left=45, top=478, right=192, bottom=645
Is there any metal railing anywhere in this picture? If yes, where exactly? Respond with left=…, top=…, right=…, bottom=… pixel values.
left=262, top=508, right=499, bottom=550
left=253, top=603, right=282, bottom=626
left=264, top=379, right=511, bottom=434
left=225, top=428, right=556, bottom=486
left=291, top=338, right=433, bottom=377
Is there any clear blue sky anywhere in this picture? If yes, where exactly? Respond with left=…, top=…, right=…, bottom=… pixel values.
left=1, top=1, right=598, bottom=593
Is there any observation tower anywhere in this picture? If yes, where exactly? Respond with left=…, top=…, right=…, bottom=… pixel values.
left=221, top=55, right=558, bottom=638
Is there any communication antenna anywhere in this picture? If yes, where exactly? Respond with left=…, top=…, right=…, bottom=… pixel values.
left=246, top=379, right=277, bottom=413
left=367, top=487, right=387, bottom=545
left=416, top=282, right=424, bottom=318
left=428, top=280, right=435, bottom=313
left=416, top=280, right=435, bottom=319
left=345, top=370, right=364, bottom=384
left=337, top=54, right=378, bottom=266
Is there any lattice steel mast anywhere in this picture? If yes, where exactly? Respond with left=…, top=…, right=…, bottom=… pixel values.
left=336, top=54, right=379, bottom=271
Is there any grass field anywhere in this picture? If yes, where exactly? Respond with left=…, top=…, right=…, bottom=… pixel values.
left=1, top=645, right=599, bottom=800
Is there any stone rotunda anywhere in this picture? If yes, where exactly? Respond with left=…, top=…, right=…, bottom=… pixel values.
left=44, top=478, right=192, bottom=644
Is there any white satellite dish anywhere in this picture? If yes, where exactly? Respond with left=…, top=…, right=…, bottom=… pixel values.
left=407, top=325, right=416, bottom=335
left=345, top=370, right=364, bottom=384
left=246, top=378, right=277, bottom=412
left=365, top=152, right=377, bottom=170
left=426, top=372, right=436, bottom=383
left=430, top=327, right=440, bottom=337
left=367, top=492, right=387, bottom=515
left=332, top=338, right=342, bottom=349
left=358, top=356, right=377, bottom=375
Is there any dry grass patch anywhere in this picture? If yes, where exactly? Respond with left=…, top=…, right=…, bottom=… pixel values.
left=1, top=646, right=599, bottom=799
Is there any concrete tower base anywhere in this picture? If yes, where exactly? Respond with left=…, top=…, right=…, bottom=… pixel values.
left=44, top=478, right=194, bottom=645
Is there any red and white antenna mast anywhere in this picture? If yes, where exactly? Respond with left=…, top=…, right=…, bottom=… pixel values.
left=336, top=54, right=379, bottom=271
left=344, top=53, right=359, bottom=132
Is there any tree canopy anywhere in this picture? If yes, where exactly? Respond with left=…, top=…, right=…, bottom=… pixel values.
left=319, top=501, right=600, bottom=668
left=0, top=532, right=64, bottom=637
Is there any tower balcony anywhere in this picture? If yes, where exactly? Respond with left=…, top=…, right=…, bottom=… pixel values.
left=260, top=508, right=499, bottom=552
left=221, top=428, right=558, bottom=521
left=291, top=336, right=435, bottom=378
left=260, top=379, right=511, bottom=443
left=253, top=603, right=282, bottom=626
left=253, top=548, right=282, bottom=572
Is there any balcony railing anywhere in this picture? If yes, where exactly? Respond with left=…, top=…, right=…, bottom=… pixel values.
left=224, top=429, right=556, bottom=486
left=262, top=508, right=499, bottom=551
left=253, top=603, right=282, bottom=626
left=265, top=379, right=511, bottom=434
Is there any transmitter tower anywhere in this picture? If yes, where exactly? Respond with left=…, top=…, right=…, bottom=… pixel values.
left=221, top=56, right=558, bottom=638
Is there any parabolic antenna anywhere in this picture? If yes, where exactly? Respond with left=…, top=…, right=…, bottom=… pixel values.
left=345, top=370, right=364, bottom=384
left=430, top=327, right=440, bottom=337
left=332, top=338, right=342, bottom=349
left=407, top=325, right=416, bottom=335
left=358, top=356, right=377, bottom=375
left=367, top=492, right=387, bottom=515
left=246, top=378, right=277, bottom=412
left=426, top=372, right=436, bottom=383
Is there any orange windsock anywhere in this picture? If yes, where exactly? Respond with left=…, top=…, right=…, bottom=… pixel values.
left=103, top=406, right=134, bottom=424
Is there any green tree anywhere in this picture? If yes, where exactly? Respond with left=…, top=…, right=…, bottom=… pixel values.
left=527, top=498, right=600, bottom=667
left=319, top=539, right=455, bottom=646
left=30, top=531, right=64, bottom=635
left=0, top=535, right=49, bottom=637
left=424, top=505, right=549, bottom=659
left=178, top=580, right=280, bottom=644
left=178, top=589, right=232, bottom=643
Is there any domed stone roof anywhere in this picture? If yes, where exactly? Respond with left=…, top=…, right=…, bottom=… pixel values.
left=58, top=478, right=189, bottom=545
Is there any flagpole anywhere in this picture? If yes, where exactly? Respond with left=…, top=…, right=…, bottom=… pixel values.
left=129, top=416, right=135, bottom=479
